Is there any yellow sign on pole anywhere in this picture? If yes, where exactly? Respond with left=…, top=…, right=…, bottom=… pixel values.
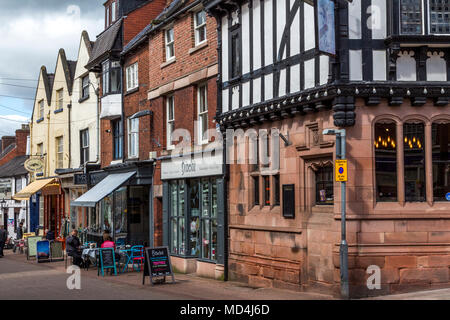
left=335, top=159, right=348, bottom=182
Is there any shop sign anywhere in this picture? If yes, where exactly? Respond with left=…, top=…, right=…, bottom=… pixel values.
left=24, top=158, right=44, bottom=173
left=161, top=151, right=223, bottom=180
left=42, top=183, right=61, bottom=196
left=73, top=173, right=88, bottom=185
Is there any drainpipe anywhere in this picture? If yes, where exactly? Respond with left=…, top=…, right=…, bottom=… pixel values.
left=68, top=102, right=72, bottom=168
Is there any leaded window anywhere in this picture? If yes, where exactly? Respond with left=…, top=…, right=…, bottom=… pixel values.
left=375, top=122, right=398, bottom=202
left=404, top=122, right=426, bottom=202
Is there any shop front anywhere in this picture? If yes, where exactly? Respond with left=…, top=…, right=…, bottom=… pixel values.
left=161, top=151, right=225, bottom=279
left=71, top=162, right=153, bottom=246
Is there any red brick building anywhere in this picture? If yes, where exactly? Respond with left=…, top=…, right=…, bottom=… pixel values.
left=121, top=0, right=223, bottom=278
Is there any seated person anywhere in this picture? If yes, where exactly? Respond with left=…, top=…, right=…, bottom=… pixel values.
left=46, top=229, right=55, bottom=241
left=101, top=236, right=115, bottom=249
left=66, top=229, right=83, bottom=267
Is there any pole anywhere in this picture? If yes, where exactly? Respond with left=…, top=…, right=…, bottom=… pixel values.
left=338, top=130, right=349, bottom=299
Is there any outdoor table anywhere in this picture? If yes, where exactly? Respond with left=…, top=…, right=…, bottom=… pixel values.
left=82, top=248, right=99, bottom=267
left=118, top=248, right=133, bottom=273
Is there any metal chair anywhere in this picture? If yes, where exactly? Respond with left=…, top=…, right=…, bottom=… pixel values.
left=131, top=245, right=145, bottom=272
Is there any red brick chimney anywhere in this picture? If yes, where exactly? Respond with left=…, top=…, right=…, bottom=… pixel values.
left=15, top=124, right=30, bottom=156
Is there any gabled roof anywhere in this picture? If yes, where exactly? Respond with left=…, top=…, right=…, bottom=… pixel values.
left=57, top=48, right=77, bottom=95
left=80, top=30, right=94, bottom=57
left=0, top=155, right=28, bottom=178
left=31, top=66, right=54, bottom=121
left=87, top=18, right=123, bottom=69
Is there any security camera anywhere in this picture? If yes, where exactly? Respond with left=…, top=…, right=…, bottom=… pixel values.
left=323, top=129, right=337, bottom=135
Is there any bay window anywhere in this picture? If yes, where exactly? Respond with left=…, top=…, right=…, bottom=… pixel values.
left=400, top=0, right=450, bottom=35
left=375, top=122, right=398, bottom=202
left=102, top=60, right=121, bottom=95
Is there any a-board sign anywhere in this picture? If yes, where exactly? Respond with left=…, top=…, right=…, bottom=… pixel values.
left=26, top=236, right=42, bottom=260
left=36, top=240, right=50, bottom=262
left=143, top=247, right=175, bottom=285
left=50, top=241, right=64, bottom=261
left=99, top=248, right=115, bottom=268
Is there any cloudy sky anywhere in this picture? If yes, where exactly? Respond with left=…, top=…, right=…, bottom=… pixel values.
left=0, top=0, right=104, bottom=136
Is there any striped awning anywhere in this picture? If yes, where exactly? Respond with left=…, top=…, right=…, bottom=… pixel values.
left=12, top=178, right=55, bottom=201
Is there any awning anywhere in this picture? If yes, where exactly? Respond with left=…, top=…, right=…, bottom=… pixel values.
left=70, top=171, right=136, bottom=207
left=12, top=178, right=55, bottom=201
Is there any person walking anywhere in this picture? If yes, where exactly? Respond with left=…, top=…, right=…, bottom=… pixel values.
left=0, top=225, right=7, bottom=258
left=13, top=222, right=23, bottom=253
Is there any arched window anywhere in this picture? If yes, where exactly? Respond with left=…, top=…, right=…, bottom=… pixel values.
left=432, top=121, right=450, bottom=201
left=404, top=122, right=426, bottom=202
left=374, top=122, right=398, bottom=202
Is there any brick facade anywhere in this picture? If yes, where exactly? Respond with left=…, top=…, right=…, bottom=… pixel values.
left=0, top=125, right=29, bottom=167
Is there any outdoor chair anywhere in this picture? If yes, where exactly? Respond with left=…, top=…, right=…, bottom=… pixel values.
left=131, top=245, right=145, bottom=272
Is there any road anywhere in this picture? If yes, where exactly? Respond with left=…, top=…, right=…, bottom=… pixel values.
left=0, top=251, right=333, bottom=300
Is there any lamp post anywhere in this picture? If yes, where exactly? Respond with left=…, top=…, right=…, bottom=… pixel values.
left=323, top=128, right=349, bottom=299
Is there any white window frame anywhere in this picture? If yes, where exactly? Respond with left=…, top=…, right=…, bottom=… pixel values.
left=165, top=27, right=175, bottom=61
left=57, top=89, right=63, bottom=110
left=80, top=129, right=89, bottom=164
left=127, top=117, right=139, bottom=158
left=197, top=84, right=208, bottom=144
left=166, top=96, right=175, bottom=150
left=38, top=100, right=44, bottom=119
left=81, top=75, right=90, bottom=99
left=194, top=10, right=207, bottom=46
left=106, top=6, right=110, bottom=27
left=111, top=1, right=116, bottom=22
left=56, top=136, right=64, bottom=169
left=126, top=63, right=139, bottom=91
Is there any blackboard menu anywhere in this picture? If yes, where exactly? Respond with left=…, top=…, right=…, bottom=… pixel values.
left=143, top=247, right=175, bottom=285
left=100, top=248, right=115, bottom=268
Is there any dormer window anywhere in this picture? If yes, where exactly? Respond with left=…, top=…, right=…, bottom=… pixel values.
left=400, top=0, right=450, bottom=35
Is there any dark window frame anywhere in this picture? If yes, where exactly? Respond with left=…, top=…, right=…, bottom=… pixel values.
left=400, top=0, right=450, bottom=35
left=375, top=122, right=398, bottom=202
left=102, top=60, right=121, bottom=96
left=315, top=166, right=334, bottom=206
left=112, top=119, right=123, bottom=160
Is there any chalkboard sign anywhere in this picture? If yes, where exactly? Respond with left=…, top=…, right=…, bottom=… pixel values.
left=143, top=247, right=175, bottom=285
left=282, top=184, right=295, bottom=219
left=98, top=248, right=117, bottom=276
left=50, top=241, right=64, bottom=261
left=26, top=236, right=42, bottom=260
left=36, top=240, right=50, bottom=263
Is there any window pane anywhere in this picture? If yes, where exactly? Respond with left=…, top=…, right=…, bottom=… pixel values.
left=231, top=33, right=240, bottom=78
left=404, top=122, right=426, bottom=202
left=432, top=122, right=450, bottom=201
left=179, top=217, right=185, bottom=255
left=264, top=176, right=270, bottom=206
left=202, top=219, right=210, bottom=259
left=179, top=181, right=185, bottom=217
left=110, top=68, right=120, bottom=92
left=202, top=179, right=210, bottom=217
left=211, top=180, right=217, bottom=218
left=274, top=175, right=280, bottom=205
left=429, top=0, right=450, bottom=34
left=375, top=122, right=398, bottom=201
left=315, top=166, right=334, bottom=205
left=254, top=176, right=259, bottom=205
left=400, top=0, right=423, bottom=34
left=171, top=217, right=177, bottom=254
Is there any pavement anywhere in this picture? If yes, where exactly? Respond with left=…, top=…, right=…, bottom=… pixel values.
left=0, top=250, right=334, bottom=300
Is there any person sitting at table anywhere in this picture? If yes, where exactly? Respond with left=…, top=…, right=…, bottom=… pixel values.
left=101, top=235, right=115, bottom=249
left=66, top=229, right=83, bottom=267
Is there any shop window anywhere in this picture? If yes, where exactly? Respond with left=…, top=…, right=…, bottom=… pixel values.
left=189, top=179, right=200, bottom=256
left=432, top=122, right=450, bottom=201
left=375, top=122, right=398, bottom=202
left=112, top=119, right=123, bottom=160
left=404, top=122, right=426, bottom=202
left=315, top=166, right=333, bottom=205
left=253, top=176, right=260, bottom=206
left=263, top=176, right=270, bottom=206
left=102, top=194, right=113, bottom=234
left=114, top=187, right=127, bottom=239
left=170, top=181, right=186, bottom=255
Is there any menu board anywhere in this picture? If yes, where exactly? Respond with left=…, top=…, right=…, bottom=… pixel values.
left=143, top=247, right=175, bottom=285
left=26, top=236, right=42, bottom=260
left=99, top=248, right=115, bottom=268
left=36, top=240, right=50, bottom=262
left=50, top=241, right=64, bottom=261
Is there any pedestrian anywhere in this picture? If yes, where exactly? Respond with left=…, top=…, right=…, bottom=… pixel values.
left=0, top=225, right=7, bottom=258
left=13, top=222, right=24, bottom=253
left=46, top=229, right=55, bottom=241
left=65, top=229, right=82, bottom=267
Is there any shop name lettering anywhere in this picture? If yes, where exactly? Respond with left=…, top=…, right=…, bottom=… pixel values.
left=180, top=304, right=269, bottom=318
left=152, top=250, right=165, bottom=256
left=181, top=161, right=196, bottom=175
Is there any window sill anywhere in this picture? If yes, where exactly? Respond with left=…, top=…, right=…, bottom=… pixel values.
left=124, top=87, right=139, bottom=96
left=160, top=58, right=176, bottom=69
left=189, top=41, right=208, bottom=55
left=54, top=108, right=64, bottom=114
left=78, top=95, right=90, bottom=103
left=36, top=117, right=44, bottom=124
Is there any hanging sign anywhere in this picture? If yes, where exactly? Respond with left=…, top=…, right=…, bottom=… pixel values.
left=24, top=158, right=44, bottom=173
left=315, top=0, right=336, bottom=56
left=335, top=159, right=348, bottom=182
left=143, top=247, right=175, bottom=285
